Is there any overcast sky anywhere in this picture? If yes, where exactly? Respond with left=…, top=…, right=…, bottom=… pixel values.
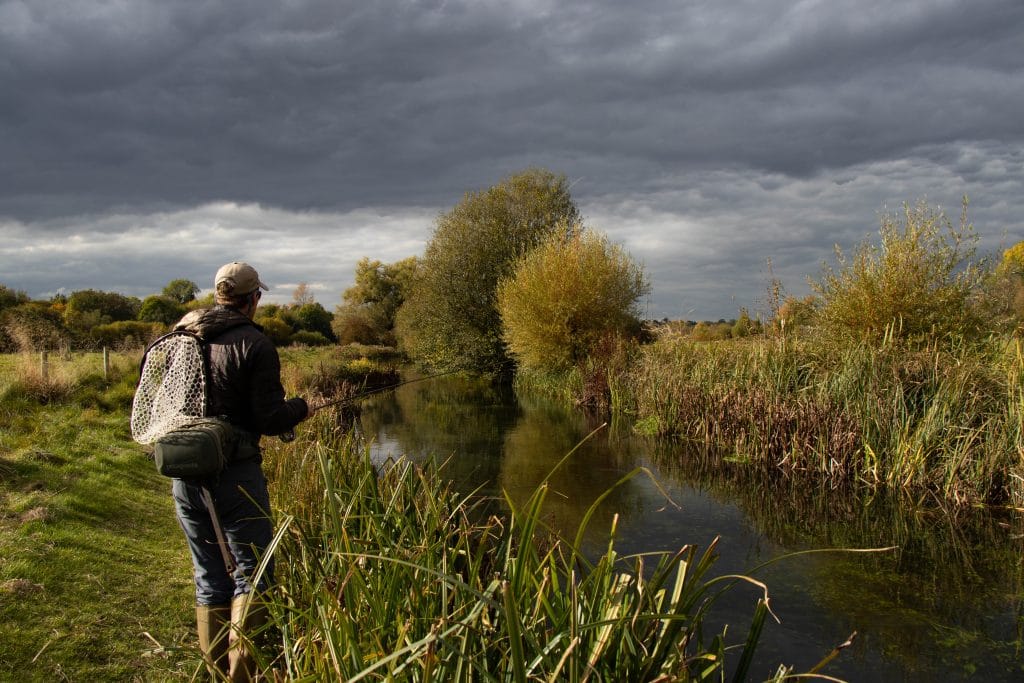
left=2, top=0, right=1022, bottom=320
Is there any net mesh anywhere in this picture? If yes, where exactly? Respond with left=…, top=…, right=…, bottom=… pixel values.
left=131, top=333, right=207, bottom=444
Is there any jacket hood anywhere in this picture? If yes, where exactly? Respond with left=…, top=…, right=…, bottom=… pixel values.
left=174, top=306, right=256, bottom=341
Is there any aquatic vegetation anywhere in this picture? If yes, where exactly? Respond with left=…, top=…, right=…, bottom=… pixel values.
left=624, top=334, right=1024, bottom=506
left=257, top=424, right=822, bottom=681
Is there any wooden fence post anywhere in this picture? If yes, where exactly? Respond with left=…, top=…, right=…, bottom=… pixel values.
left=103, top=347, right=110, bottom=381
left=40, top=351, right=49, bottom=381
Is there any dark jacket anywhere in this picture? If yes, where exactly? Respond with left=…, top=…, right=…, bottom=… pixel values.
left=175, top=306, right=307, bottom=438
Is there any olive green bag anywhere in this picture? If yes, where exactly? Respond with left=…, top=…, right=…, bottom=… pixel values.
left=152, top=417, right=238, bottom=479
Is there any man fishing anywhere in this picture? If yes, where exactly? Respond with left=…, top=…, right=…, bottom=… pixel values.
left=170, top=261, right=317, bottom=680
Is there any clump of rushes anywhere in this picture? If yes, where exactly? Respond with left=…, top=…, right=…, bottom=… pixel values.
left=255, top=426, right=822, bottom=681
left=625, top=332, right=1024, bottom=506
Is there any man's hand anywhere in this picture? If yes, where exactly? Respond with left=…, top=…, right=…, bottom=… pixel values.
left=303, top=395, right=329, bottom=420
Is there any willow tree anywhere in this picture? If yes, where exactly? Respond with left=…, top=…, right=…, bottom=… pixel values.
left=809, top=198, right=985, bottom=344
left=497, top=229, right=649, bottom=372
left=396, top=168, right=580, bottom=371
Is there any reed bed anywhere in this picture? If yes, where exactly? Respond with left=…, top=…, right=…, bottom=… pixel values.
left=255, top=425, right=810, bottom=681
left=625, top=333, right=1024, bottom=506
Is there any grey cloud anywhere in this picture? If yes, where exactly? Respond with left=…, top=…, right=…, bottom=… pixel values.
left=1, top=0, right=1022, bottom=318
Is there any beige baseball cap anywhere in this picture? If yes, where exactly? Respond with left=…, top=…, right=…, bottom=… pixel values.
left=214, top=262, right=269, bottom=297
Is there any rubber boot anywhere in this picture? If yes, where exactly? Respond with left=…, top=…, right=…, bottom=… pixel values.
left=196, top=603, right=231, bottom=679
left=228, top=592, right=268, bottom=682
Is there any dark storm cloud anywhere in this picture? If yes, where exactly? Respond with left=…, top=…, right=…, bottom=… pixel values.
left=1, top=0, right=1022, bottom=318
left=3, top=0, right=1022, bottom=220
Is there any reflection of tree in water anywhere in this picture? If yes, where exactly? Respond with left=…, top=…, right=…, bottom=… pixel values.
left=500, top=393, right=648, bottom=553
left=646, top=441, right=1024, bottom=680
left=358, top=372, right=519, bottom=494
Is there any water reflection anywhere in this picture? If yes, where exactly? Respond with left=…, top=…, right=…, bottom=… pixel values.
left=359, top=374, right=1024, bottom=682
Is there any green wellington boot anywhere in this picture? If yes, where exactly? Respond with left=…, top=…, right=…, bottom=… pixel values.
left=227, top=592, right=269, bottom=682
left=196, top=603, right=232, bottom=678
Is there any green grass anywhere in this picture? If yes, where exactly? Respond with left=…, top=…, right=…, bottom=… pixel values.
left=250, top=418, right=811, bottom=681
left=0, top=352, right=199, bottom=681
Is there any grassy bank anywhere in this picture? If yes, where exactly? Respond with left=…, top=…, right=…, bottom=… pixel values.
left=621, top=332, right=1024, bottom=507
left=0, top=350, right=198, bottom=680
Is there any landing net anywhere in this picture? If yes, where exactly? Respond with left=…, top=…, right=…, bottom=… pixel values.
left=130, top=333, right=206, bottom=444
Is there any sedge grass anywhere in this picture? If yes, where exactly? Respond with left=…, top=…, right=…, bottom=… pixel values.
left=624, top=333, right=1024, bottom=506
left=255, top=418, right=821, bottom=681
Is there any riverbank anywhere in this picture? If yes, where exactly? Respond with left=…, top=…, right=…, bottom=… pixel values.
left=518, top=330, right=1024, bottom=508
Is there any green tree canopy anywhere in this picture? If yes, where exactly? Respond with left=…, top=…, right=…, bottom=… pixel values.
left=336, top=256, right=417, bottom=346
left=809, top=198, right=984, bottom=344
left=162, top=279, right=200, bottom=304
left=396, top=168, right=581, bottom=371
left=0, top=284, right=30, bottom=313
left=138, top=295, right=186, bottom=325
left=64, top=289, right=141, bottom=333
left=497, top=229, right=649, bottom=372
left=292, top=302, right=335, bottom=341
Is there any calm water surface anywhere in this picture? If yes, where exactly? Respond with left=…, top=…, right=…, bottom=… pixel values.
left=355, top=373, right=1024, bottom=682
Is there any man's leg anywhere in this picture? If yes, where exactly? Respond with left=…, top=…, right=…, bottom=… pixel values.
left=212, top=460, right=275, bottom=681
left=173, top=479, right=237, bottom=677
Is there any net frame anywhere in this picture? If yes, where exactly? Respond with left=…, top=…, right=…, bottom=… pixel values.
left=131, top=331, right=208, bottom=444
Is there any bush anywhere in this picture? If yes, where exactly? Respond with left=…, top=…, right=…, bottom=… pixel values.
left=0, top=304, right=73, bottom=352
left=289, top=331, right=332, bottom=347
left=258, top=316, right=293, bottom=347
left=497, top=229, right=649, bottom=372
left=809, top=198, right=985, bottom=345
left=90, top=321, right=163, bottom=349
left=332, top=306, right=381, bottom=346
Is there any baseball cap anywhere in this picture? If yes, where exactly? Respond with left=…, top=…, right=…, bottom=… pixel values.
left=214, top=262, right=269, bottom=297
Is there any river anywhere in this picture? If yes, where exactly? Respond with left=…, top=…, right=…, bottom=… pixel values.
left=354, top=372, right=1024, bottom=681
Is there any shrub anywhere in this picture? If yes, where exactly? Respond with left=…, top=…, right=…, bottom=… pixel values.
left=90, top=321, right=163, bottom=349
left=289, top=330, right=332, bottom=347
left=497, top=229, right=649, bottom=372
left=0, top=303, right=73, bottom=352
left=809, top=198, right=985, bottom=345
left=258, top=316, right=293, bottom=347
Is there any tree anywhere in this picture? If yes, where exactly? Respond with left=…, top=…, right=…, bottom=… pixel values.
left=999, top=240, right=1024, bottom=277
left=162, top=279, right=201, bottom=304
left=138, top=295, right=185, bottom=325
left=64, top=289, right=141, bottom=334
left=731, top=308, right=753, bottom=338
left=332, top=307, right=379, bottom=345
left=809, top=198, right=984, bottom=344
left=335, top=256, right=417, bottom=345
left=982, top=240, right=1024, bottom=332
left=292, top=282, right=315, bottom=306
left=497, top=229, right=649, bottom=372
left=0, top=284, right=30, bottom=313
left=292, top=302, right=335, bottom=341
left=396, top=168, right=581, bottom=371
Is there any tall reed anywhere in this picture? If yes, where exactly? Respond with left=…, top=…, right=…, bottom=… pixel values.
left=624, top=333, right=1023, bottom=506
left=255, top=424, right=815, bottom=681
